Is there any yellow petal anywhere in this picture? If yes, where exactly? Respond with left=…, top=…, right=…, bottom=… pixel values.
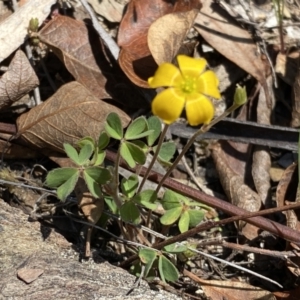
left=177, top=55, right=207, bottom=78
left=148, top=63, right=182, bottom=88
left=152, top=88, right=185, bottom=124
left=185, top=94, right=214, bottom=126
left=196, top=70, right=221, bottom=99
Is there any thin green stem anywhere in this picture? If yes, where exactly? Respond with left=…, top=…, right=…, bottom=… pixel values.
left=137, top=124, right=169, bottom=194
left=111, top=144, right=122, bottom=208
left=155, top=103, right=241, bottom=194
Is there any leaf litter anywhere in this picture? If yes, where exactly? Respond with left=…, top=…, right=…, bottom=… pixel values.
left=0, top=0, right=300, bottom=299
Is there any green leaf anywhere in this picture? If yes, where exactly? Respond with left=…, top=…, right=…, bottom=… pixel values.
left=104, top=196, right=118, bottom=214
left=188, top=209, right=205, bottom=227
left=121, top=174, right=139, bottom=198
left=105, top=112, right=123, bottom=140
left=147, top=116, right=161, bottom=146
left=63, top=143, right=80, bottom=165
left=162, top=189, right=182, bottom=210
left=130, top=140, right=148, bottom=153
left=178, top=210, right=190, bottom=233
left=120, top=201, right=140, bottom=224
left=124, top=117, right=147, bottom=140
left=154, top=141, right=176, bottom=162
left=77, top=136, right=95, bottom=149
left=120, top=142, right=146, bottom=168
left=158, top=255, right=179, bottom=282
left=163, top=243, right=188, bottom=253
left=83, top=170, right=102, bottom=198
left=134, top=190, right=157, bottom=210
left=81, top=165, right=109, bottom=198
left=56, top=170, right=80, bottom=201
left=45, top=168, right=78, bottom=188
left=98, top=132, right=110, bottom=150
left=84, top=166, right=111, bottom=184
left=138, top=248, right=157, bottom=277
left=160, top=207, right=182, bottom=225
left=94, top=151, right=106, bottom=166
left=78, top=143, right=94, bottom=165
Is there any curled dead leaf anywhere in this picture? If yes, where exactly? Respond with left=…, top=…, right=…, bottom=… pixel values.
left=16, top=82, right=130, bottom=152
left=184, top=269, right=276, bottom=300
left=39, top=15, right=116, bottom=101
left=0, top=50, right=39, bottom=110
left=211, top=141, right=261, bottom=239
left=194, top=0, right=268, bottom=84
left=117, top=0, right=201, bottom=87
left=148, top=9, right=199, bottom=65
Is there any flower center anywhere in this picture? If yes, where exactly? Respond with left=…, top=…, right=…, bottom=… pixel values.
left=181, top=77, right=196, bottom=94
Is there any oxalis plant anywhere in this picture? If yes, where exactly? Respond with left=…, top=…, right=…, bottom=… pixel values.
left=45, top=55, right=247, bottom=283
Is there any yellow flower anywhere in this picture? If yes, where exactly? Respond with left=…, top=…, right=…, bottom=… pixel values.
left=148, top=55, right=221, bottom=126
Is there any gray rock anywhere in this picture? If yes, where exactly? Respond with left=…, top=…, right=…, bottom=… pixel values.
left=0, top=200, right=182, bottom=300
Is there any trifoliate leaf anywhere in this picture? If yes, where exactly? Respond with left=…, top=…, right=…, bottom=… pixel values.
left=78, top=143, right=93, bottom=165
left=188, top=209, right=205, bottom=227
left=83, top=170, right=102, bottom=198
left=94, top=151, right=106, bottom=166
left=56, top=170, right=79, bottom=201
left=161, top=189, right=182, bottom=210
left=178, top=210, right=190, bottom=233
left=134, top=190, right=157, bottom=210
left=125, top=116, right=147, bottom=140
left=77, top=136, right=95, bottom=149
left=158, top=255, right=179, bottom=282
left=105, top=112, right=123, bottom=140
left=120, top=201, right=140, bottom=224
left=153, top=141, right=176, bottom=162
left=121, top=174, right=139, bottom=198
left=84, top=166, right=111, bottom=184
left=147, top=116, right=161, bottom=146
left=45, top=167, right=78, bottom=188
left=163, top=243, right=188, bottom=253
left=120, top=141, right=146, bottom=168
left=63, top=143, right=80, bottom=165
left=160, top=207, right=182, bottom=225
left=138, top=248, right=157, bottom=277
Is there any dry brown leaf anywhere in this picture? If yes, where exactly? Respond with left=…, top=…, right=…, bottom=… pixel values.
left=274, top=285, right=300, bottom=300
left=291, top=54, right=300, bottom=127
left=0, top=138, right=39, bottom=159
left=276, top=162, right=298, bottom=210
left=148, top=9, right=199, bottom=65
left=275, top=162, right=300, bottom=276
left=39, top=15, right=118, bottom=101
left=75, top=177, right=104, bottom=257
left=117, top=0, right=201, bottom=87
left=0, top=50, right=39, bottom=110
left=87, top=0, right=125, bottom=22
left=252, top=77, right=273, bottom=207
left=184, top=269, right=275, bottom=300
left=275, top=51, right=299, bottom=86
left=194, top=0, right=267, bottom=84
left=211, top=141, right=261, bottom=239
left=16, top=82, right=130, bottom=152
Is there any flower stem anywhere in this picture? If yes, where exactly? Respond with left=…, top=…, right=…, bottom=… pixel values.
left=155, top=103, right=241, bottom=194
left=137, top=124, right=169, bottom=194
